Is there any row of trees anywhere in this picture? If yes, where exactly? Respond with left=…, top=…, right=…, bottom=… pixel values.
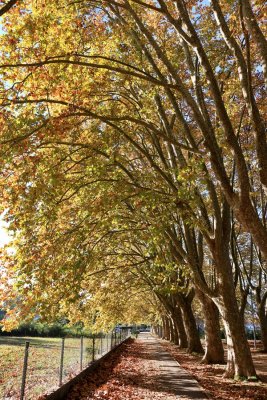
left=0, top=0, right=266, bottom=380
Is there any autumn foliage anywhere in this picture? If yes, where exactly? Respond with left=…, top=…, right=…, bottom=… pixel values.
left=0, top=0, right=266, bottom=380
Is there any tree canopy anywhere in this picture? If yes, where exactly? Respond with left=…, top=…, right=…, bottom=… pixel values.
left=0, top=0, right=266, bottom=379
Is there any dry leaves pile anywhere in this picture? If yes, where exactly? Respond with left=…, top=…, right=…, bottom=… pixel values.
left=62, top=338, right=267, bottom=400
left=66, top=339, right=181, bottom=400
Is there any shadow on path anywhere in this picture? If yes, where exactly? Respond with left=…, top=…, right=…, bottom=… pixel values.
left=137, top=332, right=208, bottom=399
left=65, top=333, right=209, bottom=399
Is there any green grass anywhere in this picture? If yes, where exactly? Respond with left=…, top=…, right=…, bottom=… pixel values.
left=0, top=336, right=102, bottom=399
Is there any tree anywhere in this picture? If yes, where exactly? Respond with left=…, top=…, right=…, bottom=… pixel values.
left=0, top=0, right=266, bottom=378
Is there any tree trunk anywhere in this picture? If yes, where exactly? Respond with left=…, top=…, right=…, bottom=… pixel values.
left=172, top=306, right=188, bottom=348
left=208, top=201, right=256, bottom=378
left=258, top=301, right=267, bottom=352
left=162, top=315, right=170, bottom=340
left=177, top=294, right=204, bottom=354
left=162, top=317, right=166, bottom=339
left=165, top=315, right=171, bottom=341
left=239, top=288, right=249, bottom=329
left=160, top=295, right=188, bottom=348
left=168, top=316, right=175, bottom=343
left=170, top=318, right=177, bottom=344
left=197, top=289, right=225, bottom=364
left=159, top=324, right=163, bottom=338
left=215, top=281, right=256, bottom=378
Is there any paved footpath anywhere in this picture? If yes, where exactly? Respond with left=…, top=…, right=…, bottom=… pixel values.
left=66, top=331, right=209, bottom=400
left=138, top=332, right=208, bottom=400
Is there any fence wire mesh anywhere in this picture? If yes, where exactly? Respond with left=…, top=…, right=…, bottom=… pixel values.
left=0, top=329, right=131, bottom=400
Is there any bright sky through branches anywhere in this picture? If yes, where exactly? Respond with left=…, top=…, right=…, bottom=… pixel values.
left=0, top=218, right=10, bottom=247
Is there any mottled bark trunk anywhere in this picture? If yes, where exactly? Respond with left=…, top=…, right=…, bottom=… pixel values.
left=215, top=281, right=256, bottom=378
left=156, top=324, right=162, bottom=338
left=173, top=307, right=188, bottom=348
left=159, top=324, right=163, bottom=338
left=170, top=316, right=180, bottom=345
left=258, top=303, right=267, bottom=352
left=161, top=295, right=188, bottom=348
left=169, top=317, right=175, bottom=343
left=197, top=289, right=224, bottom=364
left=219, top=315, right=255, bottom=378
left=239, top=288, right=249, bottom=329
left=209, top=201, right=256, bottom=378
left=177, top=294, right=204, bottom=354
left=242, top=0, right=267, bottom=88
left=162, top=317, right=166, bottom=339
left=164, top=315, right=172, bottom=340
left=163, top=316, right=170, bottom=340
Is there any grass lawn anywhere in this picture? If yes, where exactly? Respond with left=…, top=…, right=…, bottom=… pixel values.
left=0, top=336, right=101, bottom=399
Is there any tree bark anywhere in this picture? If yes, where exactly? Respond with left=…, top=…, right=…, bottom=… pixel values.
left=241, top=0, right=267, bottom=87
left=159, top=294, right=188, bottom=348
left=170, top=316, right=180, bottom=345
left=165, top=315, right=171, bottom=341
left=176, top=293, right=204, bottom=354
left=162, top=316, right=169, bottom=340
left=214, top=269, right=256, bottom=378
left=205, top=201, right=257, bottom=378
left=257, top=295, right=267, bottom=352
left=258, top=307, right=267, bottom=352
left=173, top=306, right=188, bottom=348
left=197, top=289, right=225, bottom=364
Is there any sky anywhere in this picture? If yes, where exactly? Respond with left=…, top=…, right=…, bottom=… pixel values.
left=0, top=218, right=10, bottom=247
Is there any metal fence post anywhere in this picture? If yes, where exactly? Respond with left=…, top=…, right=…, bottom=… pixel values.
left=20, top=341, right=30, bottom=400
left=59, top=338, right=65, bottom=386
left=80, top=336, right=83, bottom=372
left=92, top=335, right=95, bottom=362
